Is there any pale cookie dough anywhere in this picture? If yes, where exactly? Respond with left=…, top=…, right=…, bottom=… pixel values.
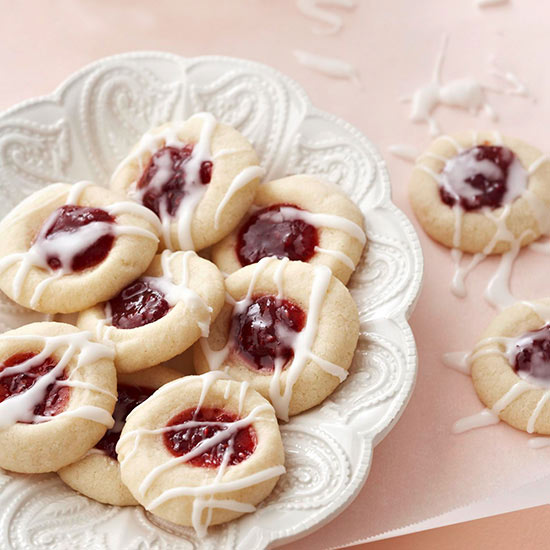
left=193, top=258, right=359, bottom=420
left=117, top=374, right=285, bottom=533
left=0, top=181, right=160, bottom=313
left=471, top=299, right=550, bottom=434
left=77, top=250, right=225, bottom=373
left=410, top=131, right=550, bottom=254
left=58, top=365, right=182, bottom=506
left=211, top=175, right=366, bottom=284
left=0, top=322, right=116, bottom=473
left=110, top=114, right=263, bottom=251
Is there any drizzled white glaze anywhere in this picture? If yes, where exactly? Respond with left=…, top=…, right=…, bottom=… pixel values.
left=0, top=330, right=115, bottom=428
left=293, top=50, right=361, bottom=87
left=446, top=301, right=550, bottom=440
left=278, top=206, right=366, bottom=245
left=0, top=181, right=160, bottom=309
left=418, top=133, right=550, bottom=310
left=388, top=144, right=421, bottom=162
left=214, top=166, right=265, bottom=230
left=402, top=35, right=530, bottom=136
left=117, top=371, right=285, bottom=537
left=112, top=113, right=264, bottom=250
left=97, top=250, right=212, bottom=338
left=199, top=258, right=346, bottom=420
left=296, top=0, right=356, bottom=34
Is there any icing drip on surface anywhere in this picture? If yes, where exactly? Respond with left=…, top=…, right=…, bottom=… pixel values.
left=293, top=50, right=361, bottom=87
left=296, top=0, right=356, bottom=34
left=199, top=258, right=348, bottom=420
left=388, top=144, right=421, bottom=162
left=0, top=331, right=115, bottom=428
left=476, top=0, right=508, bottom=7
left=446, top=302, right=550, bottom=441
left=0, top=181, right=160, bottom=309
left=117, top=372, right=285, bottom=537
left=402, top=35, right=530, bottom=136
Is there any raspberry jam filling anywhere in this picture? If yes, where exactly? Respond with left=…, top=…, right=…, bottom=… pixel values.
left=0, top=352, right=69, bottom=420
left=232, top=294, right=306, bottom=372
left=137, top=145, right=213, bottom=218
left=35, top=204, right=116, bottom=272
left=96, top=384, right=153, bottom=459
left=109, top=279, right=171, bottom=329
left=236, top=204, right=319, bottom=266
left=163, top=407, right=256, bottom=467
left=513, top=325, right=550, bottom=381
left=439, top=145, right=526, bottom=211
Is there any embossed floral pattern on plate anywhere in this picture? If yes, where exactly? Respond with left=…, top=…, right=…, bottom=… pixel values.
left=0, top=52, right=423, bottom=550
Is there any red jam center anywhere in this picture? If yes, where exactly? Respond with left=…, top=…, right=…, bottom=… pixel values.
left=236, top=204, right=319, bottom=266
left=109, top=279, right=171, bottom=329
left=36, top=204, right=115, bottom=272
left=137, top=145, right=213, bottom=218
left=96, top=384, right=153, bottom=459
left=514, top=325, right=550, bottom=380
left=232, top=294, right=306, bottom=372
left=439, top=145, right=518, bottom=211
left=0, top=352, right=69, bottom=420
left=163, top=407, right=256, bottom=468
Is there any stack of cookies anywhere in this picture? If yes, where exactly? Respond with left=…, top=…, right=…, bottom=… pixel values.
left=0, top=112, right=366, bottom=535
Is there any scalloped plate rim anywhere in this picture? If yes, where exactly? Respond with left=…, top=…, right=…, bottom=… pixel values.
left=0, top=50, right=424, bottom=550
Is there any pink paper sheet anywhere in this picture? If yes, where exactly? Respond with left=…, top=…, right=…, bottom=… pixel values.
left=1, top=0, right=550, bottom=548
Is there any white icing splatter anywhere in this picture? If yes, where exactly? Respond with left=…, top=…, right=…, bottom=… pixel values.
left=293, top=50, right=361, bottom=87
left=296, top=0, right=356, bottom=34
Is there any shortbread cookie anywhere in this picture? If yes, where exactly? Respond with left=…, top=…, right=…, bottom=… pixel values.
left=194, top=258, right=359, bottom=420
left=117, top=373, right=284, bottom=534
left=470, top=299, right=550, bottom=434
left=0, top=181, right=161, bottom=313
left=0, top=322, right=116, bottom=473
left=110, top=114, right=264, bottom=251
left=58, top=365, right=181, bottom=506
left=211, top=175, right=366, bottom=284
left=410, top=131, right=550, bottom=254
left=77, top=250, right=225, bottom=373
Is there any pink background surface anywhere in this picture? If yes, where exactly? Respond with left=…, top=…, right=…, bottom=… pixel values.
left=1, top=1, right=550, bottom=548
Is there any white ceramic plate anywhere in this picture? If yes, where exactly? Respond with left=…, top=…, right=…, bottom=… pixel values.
left=0, top=52, right=423, bottom=550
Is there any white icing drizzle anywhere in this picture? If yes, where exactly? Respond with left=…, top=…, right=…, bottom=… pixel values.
left=314, top=246, right=355, bottom=270
left=296, top=0, right=356, bottom=35
left=213, top=166, right=265, bottom=230
left=0, top=181, right=160, bottom=309
left=401, top=35, right=529, bottom=136
left=199, top=258, right=345, bottom=420
left=293, top=50, right=361, bottom=87
left=0, top=331, right=115, bottom=429
left=388, top=144, right=421, bottom=162
left=117, top=372, right=285, bottom=536
left=528, top=437, right=550, bottom=449
left=278, top=206, right=366, bottom=244
left=446, top=301, right=550, bottom=440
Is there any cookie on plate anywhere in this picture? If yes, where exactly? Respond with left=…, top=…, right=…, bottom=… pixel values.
left=0, top=181, right=161, bottom=313
left=470, top=299, right=550, bottom=434
left=77, top=250, right=225, bottom=373
left=117, top=373, right=285, bottom=535
left=194, top=258, right=359, bottom=420
left=409, top=131, right=550, bottom=254
left=0, top=322, right=116, bottom=473
left=58, top=365, right=181, bottom=506
left=110, top=114, right=264, bottom=251
left=211, top=175, right=366, bottom=284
